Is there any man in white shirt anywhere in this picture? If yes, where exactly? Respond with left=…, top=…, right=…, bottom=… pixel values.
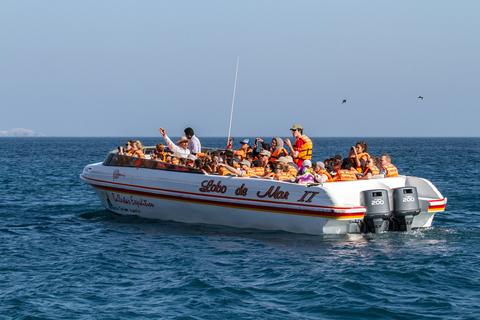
left=159, top=128, right=190, bottom=159
left=184, top=127, right=201, bottom=154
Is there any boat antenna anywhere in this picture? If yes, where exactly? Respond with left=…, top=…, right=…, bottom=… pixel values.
left=227, top=56, right=240, bottom=148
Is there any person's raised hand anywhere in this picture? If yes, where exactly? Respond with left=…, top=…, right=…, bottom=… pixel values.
left=159, top=128, right=166, bottom=136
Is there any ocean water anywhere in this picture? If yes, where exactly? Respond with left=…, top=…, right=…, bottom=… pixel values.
left=1, top=137, right=479, bottom=319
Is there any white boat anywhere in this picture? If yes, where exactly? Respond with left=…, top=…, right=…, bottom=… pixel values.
left=80, top=151, right=446, bottom=235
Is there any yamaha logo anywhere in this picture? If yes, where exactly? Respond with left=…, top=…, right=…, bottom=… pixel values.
left=371, top=199, right=385, bottom=206
left=402, top=195, right=416, bottom=203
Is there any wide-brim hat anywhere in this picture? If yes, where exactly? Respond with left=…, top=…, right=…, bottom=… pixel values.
left=290, top=124, right=303, bottom=131
left=176, top=136, right=189, bottom=144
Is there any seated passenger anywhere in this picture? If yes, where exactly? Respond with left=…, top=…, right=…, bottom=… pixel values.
left=274, top=157, right=296, bottom=182
left=250, top=150, right=271, bottom=176
left=313, top=161, right=333, bottom=183
left=350, top=141, right=371, bottom=173
left=295, top=160, right=315, bottom=185
left=218, top=159, right=252, bottom=177
left=159, top=127, right=190, bottom=158
left=362, top=157, right=380, bottom=179
left=132, top=140, right=145, bottom=158
left=186, top=154, right=197, bottom=168
left=234, top=139, right=252, bottom=160
left=125, top=140, right=135, bottom=156
left=171, top=156, right=180, bottom=166
left=332, top=159, right=357, bottom=181
left=269, top=137, right=288, bottom=162
left=380, top=154, right=399, bottom=177
left=262, top=163, right=275, bottom=179
left=153, top=144, right=167, bottom=161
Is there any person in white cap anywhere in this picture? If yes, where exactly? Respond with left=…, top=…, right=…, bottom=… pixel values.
left=313, top=161, right=332, bottom=183
left=159, top=128, right=191, bottom=159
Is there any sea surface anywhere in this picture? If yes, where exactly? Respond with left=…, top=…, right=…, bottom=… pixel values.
left=1, top=137, right=479, bottom=320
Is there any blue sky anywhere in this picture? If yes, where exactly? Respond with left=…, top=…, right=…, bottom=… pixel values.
left=0, top=0, right=479, bottom=137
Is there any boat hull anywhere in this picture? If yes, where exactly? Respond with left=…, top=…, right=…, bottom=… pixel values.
left=81, top=163, right=446, bottom=235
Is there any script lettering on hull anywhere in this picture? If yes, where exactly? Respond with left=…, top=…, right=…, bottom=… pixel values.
left=199, top=180, right=227, bottom=194
left=256, top=186, right=289, bottom=200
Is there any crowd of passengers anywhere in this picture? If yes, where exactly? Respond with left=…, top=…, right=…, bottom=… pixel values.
left=117, top=125, right=399, bottom=184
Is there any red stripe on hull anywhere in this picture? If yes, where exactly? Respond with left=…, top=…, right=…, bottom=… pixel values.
left=92, top=184, right=365, bottom=220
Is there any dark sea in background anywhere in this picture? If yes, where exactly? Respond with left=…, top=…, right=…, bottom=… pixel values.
left=1, top=137, right=479, bottom=319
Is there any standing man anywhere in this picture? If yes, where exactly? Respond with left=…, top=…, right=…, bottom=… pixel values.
left=184, top=127, right=201, bottom=155
left=284, top=124, right=313, bottom=167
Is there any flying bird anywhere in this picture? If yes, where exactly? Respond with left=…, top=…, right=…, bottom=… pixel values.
left=418, top=96, right=424, bottom=100
left=342, top=99, right=347, bottom=104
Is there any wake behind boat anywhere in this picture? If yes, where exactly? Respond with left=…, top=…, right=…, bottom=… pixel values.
left=80, top=139, right=446, bottom=235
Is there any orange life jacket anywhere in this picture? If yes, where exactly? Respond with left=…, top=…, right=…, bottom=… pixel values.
left=270, top=147, right=288, bottom=161
left=218, top=166, right=233, bottom=176
left=296, top=135, right=313, bottom=160
left=384, top=164, right=399, bottom=177
left=249, top=166, right=265, bottom=177
left=333, top=169, right=358, bottom=181
left=364, top=166, right=380, bottom=176
left=275, top=171, right=295, bottom=181
left=318, top=169, right=333, bottom=182
left=288, top=165, right=298, bottom=177
left=155, top=151, right=167, bottom=162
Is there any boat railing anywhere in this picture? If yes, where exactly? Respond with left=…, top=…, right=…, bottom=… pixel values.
left=103, top=152, right=203, bottom=174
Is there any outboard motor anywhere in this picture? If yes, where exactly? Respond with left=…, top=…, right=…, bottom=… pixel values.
left=392, top=187, right=421, bottom=232
left=361, top=189, right=391, bottom=233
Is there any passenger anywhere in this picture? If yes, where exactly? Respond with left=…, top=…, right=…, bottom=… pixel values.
left=262, top=163, right=275, bottom=179
left=313, top=161, right=333, bottom=183
left=159, top=128, right=191, bottom=158
left=132, top=140, right=145, bottom=158
left=380, top=154, right=399, bottom=177
left=285, top=156, right=299, bottom=177
left=274, top=157, right=296, bottom=182
left=251, top=138, right=269, bottom=160
left=226, top=137, right=234, bottom=150
left=332, top=159, right=357, bottom=181
left=171, top=156, right=180, bottom=166
left=295, top=160, right=315, bottom=185
left=284, top=124, right=313, bottom=167
left=350, top=141, right=371, bottom=173
left=362, top=157, right=380, bottom=179
left=251, top=150, right=271, bottom=175
left=184, top=127, right=202, bottom=155
left=269, top=137, right=289, bottom=162
left=125, top=140, right=135, bottom=156
left=234, top=139, right=252, bottom=160
left=186, top=154, right=197, bottom=168
left=153, top=144, right=167, bottom=161
left=218, top=159, right=252, bottom=177
left=165, top=154, right=173, bottom=164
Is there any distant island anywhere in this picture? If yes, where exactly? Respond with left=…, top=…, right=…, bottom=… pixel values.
left=0, top=128, right=45, bottom=137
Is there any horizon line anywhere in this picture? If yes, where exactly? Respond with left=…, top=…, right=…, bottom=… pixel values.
left=1, top=135, right=479, bottom=138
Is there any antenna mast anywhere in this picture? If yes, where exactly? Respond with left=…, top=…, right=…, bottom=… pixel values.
left=227, top=56, right=240, bottom=147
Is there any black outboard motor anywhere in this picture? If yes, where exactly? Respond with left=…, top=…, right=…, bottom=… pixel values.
left=392, top=187, right=421, bottom=232
left=361, top=189, right=391, bottom=233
